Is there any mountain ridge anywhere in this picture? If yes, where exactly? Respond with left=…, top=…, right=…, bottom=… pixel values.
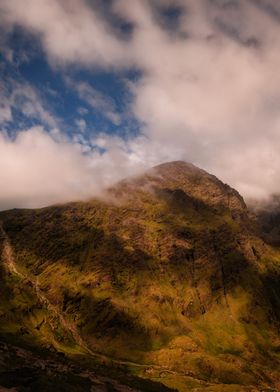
left=0, top=161, right=280, bottom=391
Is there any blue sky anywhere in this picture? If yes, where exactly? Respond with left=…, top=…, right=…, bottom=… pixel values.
left=1, top=24, right=141, bottom=144
left=1, top=0, right=280, bottom=209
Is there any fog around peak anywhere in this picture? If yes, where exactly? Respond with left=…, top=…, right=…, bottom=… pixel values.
left=1, top=0, right=280, bottom=209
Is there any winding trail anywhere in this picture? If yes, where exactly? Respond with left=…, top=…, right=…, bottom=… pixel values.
left=0, top=221, right=101, bottom=355
left=0, top=223, right=24, bottom=278
left=2, top=221, right=271, bottom=390
left=0, top=221, right=218, bottom=388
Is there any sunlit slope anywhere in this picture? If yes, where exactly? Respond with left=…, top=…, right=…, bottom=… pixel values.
left=1, top=161, right=280, bottom=391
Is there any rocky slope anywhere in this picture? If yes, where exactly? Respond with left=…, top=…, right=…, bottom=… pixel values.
left=0, top=161, right=280, bottom=391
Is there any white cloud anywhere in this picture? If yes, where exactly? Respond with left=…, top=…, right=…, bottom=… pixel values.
left=2, top=0, right=280, bottom=206
left=66, top=78, right=121, bottom=125
left=0, top=106, right=12, bottom=123
left=0, top=78, right=58, bottom=128
left=0, top=0, right=127, bottom=67
left=0, top=127, right=155, bottom=210
left=75, top=118, right=87, bottom=133
left=77, top=107, right=89, bottom=116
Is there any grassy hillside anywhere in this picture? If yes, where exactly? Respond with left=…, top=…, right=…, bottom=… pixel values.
left=0, top=161, right=280, bottom=391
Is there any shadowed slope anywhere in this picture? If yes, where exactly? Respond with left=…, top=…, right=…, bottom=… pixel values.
left=0, top=161, right=280, bottom=391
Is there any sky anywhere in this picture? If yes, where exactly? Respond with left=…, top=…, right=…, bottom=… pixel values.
left=1, top=0, right=280, bottom=210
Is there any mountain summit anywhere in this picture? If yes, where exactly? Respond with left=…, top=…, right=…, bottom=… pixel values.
left=0, top=161, right=280, bottom=391
left=116, top=160, right=246, bottom=213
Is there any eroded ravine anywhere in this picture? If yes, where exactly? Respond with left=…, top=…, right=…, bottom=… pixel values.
left=0, top=221, right=216, bottom=389
left=0, top=222, right=84, bottom=343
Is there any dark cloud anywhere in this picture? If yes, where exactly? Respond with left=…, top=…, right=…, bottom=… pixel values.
left=251, top=0, right=280, bottom=22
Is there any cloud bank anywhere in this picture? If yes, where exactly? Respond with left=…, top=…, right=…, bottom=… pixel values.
left=0, top=127, right=155, bottom=209
left=1, top=0, right=280, bottom=208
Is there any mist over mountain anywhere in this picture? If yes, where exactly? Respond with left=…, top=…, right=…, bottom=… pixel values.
left=1, top=161, right=280, bottom=391
left=2, top=1, right=280, bottom=389
left=3, top=1, right=280, bottom=209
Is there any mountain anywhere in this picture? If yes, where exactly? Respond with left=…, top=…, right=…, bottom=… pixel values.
left=0, top=161, right=280, bottom=391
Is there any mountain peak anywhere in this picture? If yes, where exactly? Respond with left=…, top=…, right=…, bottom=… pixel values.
left=150, top=160, right=211, bottom=181
left=0, top=160, right=279, bottom=390
left=114, top=160, right=246, bottom=214
left=153, top=160, right=197, bottom=170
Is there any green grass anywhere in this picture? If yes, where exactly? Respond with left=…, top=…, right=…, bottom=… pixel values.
left=0, top=163, right=280, bottom=390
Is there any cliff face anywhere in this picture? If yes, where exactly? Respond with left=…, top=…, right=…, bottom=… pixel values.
left=112, top=161, right=247, bottom=213
left=0, top=161, right=280, bottom=391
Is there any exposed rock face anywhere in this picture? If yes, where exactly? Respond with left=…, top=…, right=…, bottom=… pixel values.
left=113, top=160, right=247, bottom=212
left=0, top=161, right=280, bottom=391
left=151, top=161, right=246, bottom=211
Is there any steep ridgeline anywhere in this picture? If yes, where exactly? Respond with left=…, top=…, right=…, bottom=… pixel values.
left=0, top=161, right=280, bottom=392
